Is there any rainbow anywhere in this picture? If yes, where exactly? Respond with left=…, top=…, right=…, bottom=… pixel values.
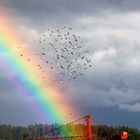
left=0, top=8, right=77, bottom=125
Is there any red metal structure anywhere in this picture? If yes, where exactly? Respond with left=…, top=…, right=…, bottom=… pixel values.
left=86, top=115, right=92, bottom=140
left=29, top=115, right=92, bottom=140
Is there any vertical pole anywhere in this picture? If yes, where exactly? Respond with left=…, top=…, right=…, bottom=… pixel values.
left=86, top=115, right=92, bottom=140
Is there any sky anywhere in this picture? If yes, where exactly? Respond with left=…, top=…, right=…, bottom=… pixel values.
left=0, top=0, right=140, bottom=129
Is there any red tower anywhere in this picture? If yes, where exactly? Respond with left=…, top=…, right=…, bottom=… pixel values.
left=86, top=115, right=92, bottom=140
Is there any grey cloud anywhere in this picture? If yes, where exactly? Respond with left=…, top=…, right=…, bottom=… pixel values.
left=2, top=0, right=122, bottom=14
left=4, top=0, right=140, bottom=16
left=119, top=103, right=140, bottom=112
left=2, top=0, right=140, bottom=28
left=0, top=75, right=15, bottom=93
left=75, top=59, right=140, bottom=112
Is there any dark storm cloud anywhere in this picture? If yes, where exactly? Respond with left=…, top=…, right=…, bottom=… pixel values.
left=1, top=0, right=122, bottom=15
left=4, top=0, right=140, bottom=14
left=2, top=0, right=140, bottom=24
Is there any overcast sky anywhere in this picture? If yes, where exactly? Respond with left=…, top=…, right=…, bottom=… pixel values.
left=0, top=0, right=140, bottom=128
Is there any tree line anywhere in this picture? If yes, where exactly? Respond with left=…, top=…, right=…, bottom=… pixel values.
left=0, top=124, right=139, bottom=140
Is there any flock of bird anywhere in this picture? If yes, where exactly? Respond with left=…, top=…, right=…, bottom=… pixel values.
left=20, top=26, right=92, bottom=89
